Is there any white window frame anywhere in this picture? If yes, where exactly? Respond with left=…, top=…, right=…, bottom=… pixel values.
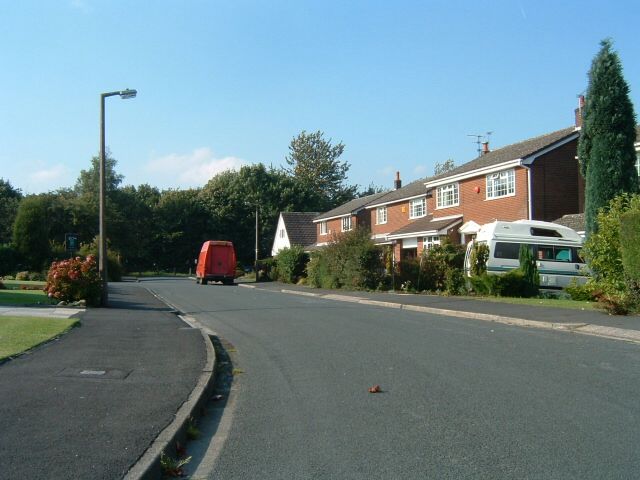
left=279, top=228, right=285, bottom=238
left=486, top=169, right=515, bottom=199
left=423, top=235, right=440, bottom=250
left=635, top=152, right=639, bottom=178
left=319, top=221, right=328, bottom=235
left=409, top=197, right=426, bottom=219
left=376, top=206, right=387, bottom=225
left=436, top=183, right=459, bottom=209
left=341, top=216, right=352, bottom=232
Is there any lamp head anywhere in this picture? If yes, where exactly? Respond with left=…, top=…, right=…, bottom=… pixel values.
left=119, top=89, right=137, bottom=99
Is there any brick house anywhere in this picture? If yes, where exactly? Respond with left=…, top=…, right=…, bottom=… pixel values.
left=307, top=116, right=640, bottom=260
left=311, top=191, right=389, bottom=247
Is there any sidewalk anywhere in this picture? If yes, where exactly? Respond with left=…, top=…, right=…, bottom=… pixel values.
left=0, top=283, right=210, bottom=480
left=244, top=281, right=640, bottom=342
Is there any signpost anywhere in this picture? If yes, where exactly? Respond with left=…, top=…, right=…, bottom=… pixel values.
left=65, top=233, right=79, bottom=255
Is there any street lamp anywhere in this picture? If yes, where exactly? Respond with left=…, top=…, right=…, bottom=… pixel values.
left=99, top=89, right=137, bottom=306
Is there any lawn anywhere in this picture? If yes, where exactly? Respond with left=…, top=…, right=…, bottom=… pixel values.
left=0, top=316, right=79, bottom=360
left=0, top=288, right=55, bottom=306
left=474, top=295, right=597, bottom=311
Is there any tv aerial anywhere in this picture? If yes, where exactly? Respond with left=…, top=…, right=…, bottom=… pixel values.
left=467, top=131, right=493, bottom=156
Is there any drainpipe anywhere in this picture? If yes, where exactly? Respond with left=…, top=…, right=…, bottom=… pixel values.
left=523, top=164, right=533, bottom=220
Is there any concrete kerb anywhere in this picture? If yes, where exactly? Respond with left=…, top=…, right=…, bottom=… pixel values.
left=272, top=287, right=640, bottom=345
left=124, top=295, right=218, bottom=480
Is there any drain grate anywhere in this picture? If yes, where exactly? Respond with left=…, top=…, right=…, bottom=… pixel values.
left=56, top=368, right=131, bottom=380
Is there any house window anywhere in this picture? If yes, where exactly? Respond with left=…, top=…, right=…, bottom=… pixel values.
left=486, top=169, right=515, bottom=199
left=279, top=229, right=285, bottom=238
left=423, top=236, right=440, bottom=250
left=376, top=206, right=387, bottom=224
left=636, top=152, right=639, bottom=179
left=320, top=221, right=328, bottom=235
left=341, top=216, right=352, bottom=232
left=409, top=198, right=426, bottom=219
left=436, top=183, right=459, bottom=208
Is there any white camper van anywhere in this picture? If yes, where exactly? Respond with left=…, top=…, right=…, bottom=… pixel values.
left=464, top=220, right=588, bottom=289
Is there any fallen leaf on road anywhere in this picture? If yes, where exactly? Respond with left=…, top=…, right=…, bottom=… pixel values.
left=368, top=385, right=382, bottom=393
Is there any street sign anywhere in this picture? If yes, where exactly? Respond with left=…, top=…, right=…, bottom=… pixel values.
left=65, top=233, right=79, bottom=253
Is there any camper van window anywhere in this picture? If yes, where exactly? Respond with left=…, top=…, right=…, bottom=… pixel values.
left=530, top=227, right=562, bottom=237
left=536, top=245, right=575, bottom=262
left=494, top=242, right=521, bottom=259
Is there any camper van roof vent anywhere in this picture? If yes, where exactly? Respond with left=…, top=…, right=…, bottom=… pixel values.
left=530, top=227, right=562, bottom=238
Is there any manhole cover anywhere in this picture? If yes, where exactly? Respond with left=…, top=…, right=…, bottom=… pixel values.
left=56, top=368, right=131, bottom=380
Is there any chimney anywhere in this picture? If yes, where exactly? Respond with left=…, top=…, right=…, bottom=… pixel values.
left=482, top=141, right=490, bottom=155
left=574, top=95, right=585, bottom=128
left=394, top=171, right=402, bottom=190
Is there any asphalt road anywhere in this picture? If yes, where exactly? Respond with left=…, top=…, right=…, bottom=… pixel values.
left=148, top=278, right=640, bottom=479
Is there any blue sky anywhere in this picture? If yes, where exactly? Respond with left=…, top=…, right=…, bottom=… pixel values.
left=1, top=1, right=639, bottom=194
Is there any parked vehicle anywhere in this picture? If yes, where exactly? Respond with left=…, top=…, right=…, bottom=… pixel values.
left=464, top=220, right=588, bottom=289
left=196, top=241, right=237, bottom=285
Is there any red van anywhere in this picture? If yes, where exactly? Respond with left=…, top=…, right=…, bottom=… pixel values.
left=196, top=241, right=237, bottom=285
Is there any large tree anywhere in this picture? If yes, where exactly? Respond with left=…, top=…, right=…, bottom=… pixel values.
left=285, top=130, right=357, bottom=212
left=578, top=38, right=638, bottom=235
left=13, top=195, right=52, bottom=270
left=0, top=178, right=22, bottom=244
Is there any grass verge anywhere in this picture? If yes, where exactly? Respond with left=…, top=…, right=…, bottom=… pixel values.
left=0, top=316, right=79, bottom=360
left=0, top=289, right=55, bottom=306
left=471, top=295, right=597, bottom=311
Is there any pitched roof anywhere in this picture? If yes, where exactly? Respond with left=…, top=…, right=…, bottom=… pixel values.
left=281, top=212, right=320, bottom=247
left=314, top=191, right=390, bottom=221
left=425, top=126, right=578, bottom=186
left=552, top=213, right=585, bottom=233
left=366, top=177, right=429, bottom=207
left=388, top=215, right=463, bottom=238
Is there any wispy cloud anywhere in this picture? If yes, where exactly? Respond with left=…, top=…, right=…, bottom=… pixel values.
left=144, top=147, right=247, bottom=189
left=28, top=164, right=71, bottom=191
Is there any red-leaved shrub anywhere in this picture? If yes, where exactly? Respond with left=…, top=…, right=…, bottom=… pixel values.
left=44, top=256, right=101, bottom=306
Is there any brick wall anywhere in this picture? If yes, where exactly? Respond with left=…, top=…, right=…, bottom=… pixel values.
left=369, top=200, right=426, bottom=236
left=530, top=138, right=583, bottom=221
left=428, top=167, right=529, bottom=224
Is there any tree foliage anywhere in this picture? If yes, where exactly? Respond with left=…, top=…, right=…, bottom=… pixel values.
left=285, top=130, right=357, bottom=211
left=12, top=195, right=52, bottom=270
left=0, top=178, right=22, bottom=244
left=578, top=38, right=638, bottom=235
left=434, top=158, right=456, bottom=176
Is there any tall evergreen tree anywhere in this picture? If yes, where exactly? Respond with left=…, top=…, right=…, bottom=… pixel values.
left=578, top=38, right=638, bottom=235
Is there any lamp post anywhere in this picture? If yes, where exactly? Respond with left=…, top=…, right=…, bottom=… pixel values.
left=99, top=89, right=137, bottom=306
left=254, top=204, right=259, bottom=282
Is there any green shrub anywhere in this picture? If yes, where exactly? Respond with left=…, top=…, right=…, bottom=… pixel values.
left=470, top=243, right=489, bottom=276
left=44, top=255, right=102, bottom=306
left=620, top=210, right=640, bottom=282
left=444, top=267, right=465, bottom=295
left=399, top=242, right=465, bottom=292
left=565, top=280, right=597, bottom=301
left=468, top=273, right=502, bottom=296
left=15, top=271, right=30, bottom=281
left=0, top=244, right=19, bottom=276
left=275, top=246, right=309, bottom=284
left=78, top=242, right=123, bottom=282
left=306, top=230, right=383, bottom=290
left=518, top=244, right=539, bottom=297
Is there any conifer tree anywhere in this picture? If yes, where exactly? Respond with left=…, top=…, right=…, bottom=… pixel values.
left=578, top=38, right=638, bottom=235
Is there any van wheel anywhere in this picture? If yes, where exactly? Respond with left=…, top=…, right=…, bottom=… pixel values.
left=223, top=279, right=234, bottom=285
left=202, top=279, right=208, bottom=285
